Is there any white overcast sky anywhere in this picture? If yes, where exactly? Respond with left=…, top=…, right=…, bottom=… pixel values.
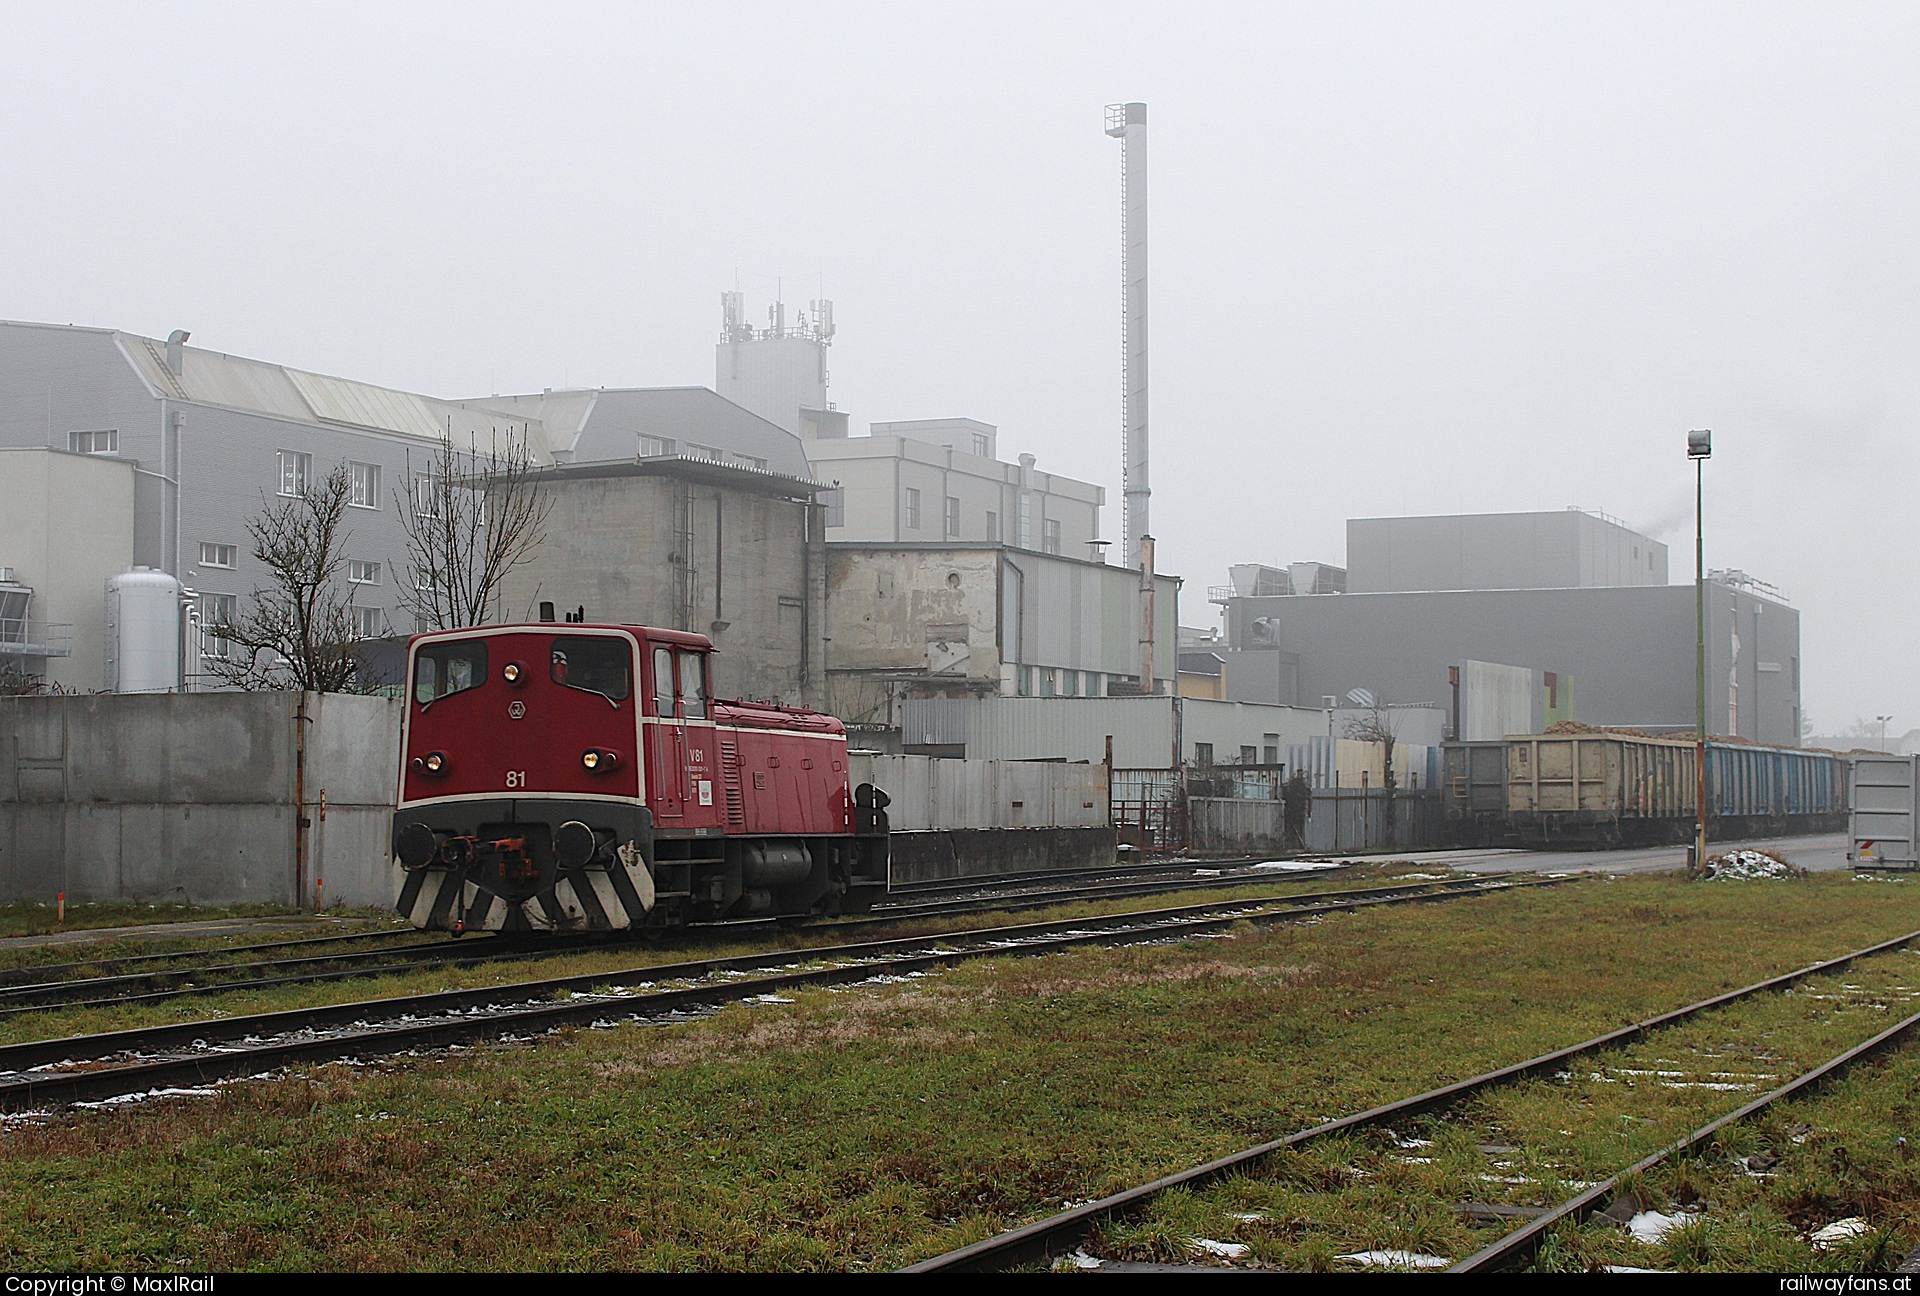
left=5, top=2, right=1915, bottom=735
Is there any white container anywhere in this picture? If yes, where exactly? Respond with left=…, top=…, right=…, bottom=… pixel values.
left=105, top=567, right=182, bottom=693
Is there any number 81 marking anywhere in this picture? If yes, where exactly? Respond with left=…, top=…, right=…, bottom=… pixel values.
left=506, top=771, right=527, bottom=788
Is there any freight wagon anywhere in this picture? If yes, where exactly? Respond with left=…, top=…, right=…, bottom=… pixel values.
left=1439, top=734, right=1850, bottom=848
left=1440, top=741, right=1514, bottom=846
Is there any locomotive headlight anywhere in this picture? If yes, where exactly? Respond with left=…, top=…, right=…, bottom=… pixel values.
left=582, top=748, right=618, bottom=772
left=502, top=662, right=523, bottom=684
left=581, top=750, right=598, bottom=770
left=419, top=751, right=446, bottom=774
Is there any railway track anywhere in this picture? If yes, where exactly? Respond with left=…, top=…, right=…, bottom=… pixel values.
left=903, top=926, right=1920, bottom=1273
left=0, top=873, right=1556, bottom=1111
left=0, top=862, right=1398, bottom=1017
left=881, top=855, right=1343, bottom=900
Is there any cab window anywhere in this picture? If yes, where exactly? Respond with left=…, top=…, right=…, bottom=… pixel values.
left=550, top=636, right=631, bottom=702
left=653, top=646, right=675, bottom=718
left=414, top=639, right=487, bottom=706
left=678, top=650, right=708, bottom=720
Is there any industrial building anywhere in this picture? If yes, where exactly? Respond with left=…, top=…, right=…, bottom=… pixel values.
left=1347, top=509, right=1669, bottom=592
left=0, top=448, right=135, bottom=690
left=492, top=457, right=827, bottom=707
left=0, top=318, right=827, bottom=693
left=825, top=542, right=1180, bottom=738
left=807, top=423, right=1103, bottom=555
left=1214, top=509, right=1801, bottom=747
left=0, top=320, right=490, bottom=689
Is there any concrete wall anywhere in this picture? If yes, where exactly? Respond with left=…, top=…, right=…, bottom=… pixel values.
left=0, top=449, right=136, bottom=690
left=497, top=468, right=825, bottom=708
left=962, top=695, right=1333, bottom=768
left=887, top=826, right=1117, bottom=884
left=849, top=753, right=1107, bottom=830
left=0, top=691, right=399, bottom=909
left=1347, top=511, right=1668, bottom=593
left=1225, top=582, right=1801, bottom=747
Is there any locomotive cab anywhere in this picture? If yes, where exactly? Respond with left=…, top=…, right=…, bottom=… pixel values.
left=392, top=624, right=888, bottom=934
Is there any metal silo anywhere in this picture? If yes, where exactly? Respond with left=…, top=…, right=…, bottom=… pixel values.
left=106, top=567, right=183, bottom=693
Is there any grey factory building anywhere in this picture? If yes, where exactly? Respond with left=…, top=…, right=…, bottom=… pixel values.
left=0, top=320, right=818, bottom=691
left=1218, top=509, right=1801, bottom=747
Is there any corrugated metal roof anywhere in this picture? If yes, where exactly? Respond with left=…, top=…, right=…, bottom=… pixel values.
left=102, top=324, right=558, bottom=459
left=286, top=369, right=445, bottom=439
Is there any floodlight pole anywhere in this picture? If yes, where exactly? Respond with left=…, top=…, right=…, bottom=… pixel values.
left=1690, top=430, right=1712, bottom=868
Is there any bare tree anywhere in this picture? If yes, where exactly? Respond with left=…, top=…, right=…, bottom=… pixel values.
left=399, top=427, right=551, bottom=631
left=1343, top=699, right=1401, bottom=847
left=1342, top=701, right=1400, bottom=789
left=205, top=463, right=367, bottom=693
left=0, top=662, right=53, bottom=696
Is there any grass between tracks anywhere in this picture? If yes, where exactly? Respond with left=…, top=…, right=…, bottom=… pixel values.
left=1101, top=939, right=1920, bottom=1272
left=0, top=865, right=1409, bottom=1045
left=0, top=904, right=396, bottom=943
left=0, top=871, right=1915, bottom=1270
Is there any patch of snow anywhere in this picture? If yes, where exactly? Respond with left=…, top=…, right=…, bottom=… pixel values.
left=1811, top=1218, right=1871, bottom=1249
left=743, top=994, right=795, bottom=1005
left=1192, top=869, right=1222, bottom=877
left=1698, top=849, right=1803, bottom=880
left=1628, top=1211, right=1697, bottom=1244
left=1245, top=861, right=1341, bottom=873
left=1061, top=1250, right=1101, bottom=1270
left=1187, top=1238, right=1249, bottom=1259
left=1337, top=1251, right=1450, bottom=1270
left=1226, top=1211, right=1266, bottom=1222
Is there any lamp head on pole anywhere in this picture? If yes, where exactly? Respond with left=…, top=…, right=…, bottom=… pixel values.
left=1687, top=428, right=1712, bottom=460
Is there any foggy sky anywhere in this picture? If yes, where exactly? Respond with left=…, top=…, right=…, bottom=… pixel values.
left=4, top=2, right=1915, bottom=737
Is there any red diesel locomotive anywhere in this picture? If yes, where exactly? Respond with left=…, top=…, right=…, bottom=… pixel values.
left=392, top=624, right=890, bottom=933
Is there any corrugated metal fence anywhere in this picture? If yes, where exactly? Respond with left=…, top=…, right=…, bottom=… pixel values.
left=848, top=754, right=1107, bottom=831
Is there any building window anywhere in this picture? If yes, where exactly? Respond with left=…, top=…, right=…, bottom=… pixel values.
left=199, top=593, right=237, bottom=660
left=1194, top=742, right=1215, bottom=767
left=348, top=560, right=382, bottom=585
left=1240, top=745, right=1257, bottom=765
left=972, top=433, right=990, bottom=457
left=986, top=511, right=997, bottom=540
left=1043, top=518, right=1062, bottom=555
left=740, top=455, right=768, bottom=471
left=820, top=488, right=845, bottom=528
left=1061, top=670, right=1078, bottom=697
left=69, top=429, right=118, bottom=455
left=904, top=487, right=921, bottom=531
left=348, top=461, right=380, bottom=509
left=199, top=542, right=236, bottom=569
left=413, top=473, right=444, bottom=517
left=637, top=434, right=676, bottom=458
left=354, top=606, right=387, bottom=640
left=687, top=444, right=721, bottom=462
left=1017, top=665, right=1031, bottom=696
left=1040, top=668, right=1056, bottom=697
left=944, top=496, right=961, bottom=538
left=278, top=450, right=311, bottom=497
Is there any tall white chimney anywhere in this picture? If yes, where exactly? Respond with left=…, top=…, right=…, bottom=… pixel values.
left=1105, top=102, right=1149, bottom=570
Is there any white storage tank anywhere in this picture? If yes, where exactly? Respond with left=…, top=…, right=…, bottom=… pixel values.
left=105, top=567, right=182, bottom=693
